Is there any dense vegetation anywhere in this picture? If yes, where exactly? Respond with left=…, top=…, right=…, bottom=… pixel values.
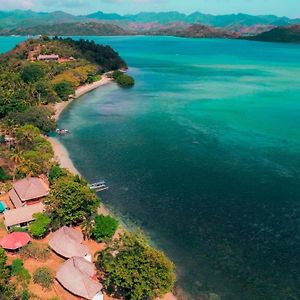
left=97, top=232, right=176, bottom=300
left=92, top=215, right=119, bottom=242
left=112, top=70, right=135, bottom=87
left=247, top=24, right=300, bottom=43
left=2, top=22, right=129, bottom=36
left=0, top=36, right=126, bottom=129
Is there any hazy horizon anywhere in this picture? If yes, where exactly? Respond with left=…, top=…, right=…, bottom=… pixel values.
left=0, top=0, right=299, bottom=19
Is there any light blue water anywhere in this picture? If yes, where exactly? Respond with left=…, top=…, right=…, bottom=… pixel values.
left=2, top=36, right=300, bottom=300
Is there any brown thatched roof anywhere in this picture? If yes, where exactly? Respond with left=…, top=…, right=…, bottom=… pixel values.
left=4, top=203, right=45, bottom=228
left=56, top=257, right=102, bottom=300
left=48, top=226, right=89, bottom=258
left=9, top=177, right=49, bottom=208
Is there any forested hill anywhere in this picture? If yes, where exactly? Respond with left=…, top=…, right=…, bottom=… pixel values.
left=247, top=25, right=300, bottom=43
left=0, top=37, right=126, bottom=125
left=153, top=24, right=236, bottom=38
left=0, top=22, right=129, bottom=36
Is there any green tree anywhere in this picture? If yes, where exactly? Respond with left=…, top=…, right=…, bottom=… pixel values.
left=28, top=213, right=51, bottom=239
left=97, top=232, right=176, bottom=300
left=33, top=267, right=54, bottom=289
left=15, top=125, right=41, bottom=149
left=53, top=81, right=75, bottom=101
left=48, top=164, right=70, bottom=185
left=92, top=215, right=118, bottom=242
left=46, top=176, right=100, bottom=226
left=81, top=215, right=95, bottom=241
left=8, top=107, right=56, bottom=134
left=20, top=64, right=46, bottom=84
left=11, top=259, right=31, bottom=284
left=116, top=74, right=135, bottom=88
left=9, top=148, right=23, bottom=180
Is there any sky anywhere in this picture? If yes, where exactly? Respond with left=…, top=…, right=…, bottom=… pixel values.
left=0, top=0, right=299, bottom=18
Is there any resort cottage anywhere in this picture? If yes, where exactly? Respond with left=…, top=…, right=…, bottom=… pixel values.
left=56, top=256, right=103, bottom=300
left=9, top=177, right=49, bottom=208
left=49, top=226, right=90, bottom=260
left=37, top=54, right=59, bottom=61
left=3, top=202, right=45, bottom=230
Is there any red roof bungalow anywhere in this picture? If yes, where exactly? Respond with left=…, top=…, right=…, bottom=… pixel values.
left=37, top=54, right=59, bottom=61
left=9, top=177, right=49, bottom=208
left=0, top=232, right=31, bottom=251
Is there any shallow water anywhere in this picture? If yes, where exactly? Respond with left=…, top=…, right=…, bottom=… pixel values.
left=2, top=36, right=300, bottom=299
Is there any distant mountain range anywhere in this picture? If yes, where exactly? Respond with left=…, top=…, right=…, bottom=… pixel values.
left=0, top=10, right=299, bottom=43
left=0, top=22, right=128, bottom=36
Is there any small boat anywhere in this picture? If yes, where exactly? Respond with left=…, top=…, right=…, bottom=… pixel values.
left=89, top=181, right=109, bottom=192
left=56, top=129, right=70, bottom=135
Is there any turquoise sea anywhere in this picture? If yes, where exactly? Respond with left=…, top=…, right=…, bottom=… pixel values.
left=1, top=36, right=300, bottom=300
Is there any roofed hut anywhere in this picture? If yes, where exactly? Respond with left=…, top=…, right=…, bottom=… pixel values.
left=9, top=177, right=49, bottom=208
left=48, top=226, right=90, bottom=259
left=56, top=256, right=103, bottom=300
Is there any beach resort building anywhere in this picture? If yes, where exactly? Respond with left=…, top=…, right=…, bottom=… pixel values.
left=3, top=202, right=45, bottom=230
left=56, top=256, right=103, bottom=300
left=9, top=177, right=49, bottom=208
left=49, top=226, right=90, bottom=260
left=37, top=54, right=59, bottom=61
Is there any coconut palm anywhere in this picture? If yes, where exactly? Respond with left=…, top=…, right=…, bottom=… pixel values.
left=81, top=216, right=95, bottom=240
left=9, top=149, right=23, bottom=180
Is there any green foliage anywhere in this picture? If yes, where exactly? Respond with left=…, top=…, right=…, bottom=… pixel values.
left=14, top=125, right=54, bottom=177
left=0, top=167, right=11, bottom=182
left=97, top=232, right=176, bottom=300
left=116, top=74, right=135, bottom=88
left=28, top=213, right=51, bottom=239
left=11, top=259, right=31, bottom=284
left=9, top=226, right=28, bottom=233
left=46, top=176, right=100, bottom=226
left=20, top=243, right=50, bottom=262
left=53, top=80, right=75, bottom=101
left=20, top=63, right=46, bottom=84
left=35, top=81, right=59, bottom=104
left=92, top=215, right=118, bottom=242
left=7, top=106, right=56, bottom=134
left=48, top=164, right=70, bottom=184
left=33, top=267, right=54, bottom=289
left=112, top=70, right=123, bottom=80
left=0, top=248, right=9, bottom=286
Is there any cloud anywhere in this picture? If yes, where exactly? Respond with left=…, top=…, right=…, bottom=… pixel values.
left=0, top=0, right=34, bottom=10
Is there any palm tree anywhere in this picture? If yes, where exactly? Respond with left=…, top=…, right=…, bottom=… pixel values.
left=81, top=216, right=95, bottom=241
left=9, top=149, right=23, bottom=181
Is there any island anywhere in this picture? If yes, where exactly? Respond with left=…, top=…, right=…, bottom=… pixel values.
left=0, top=37, right=175, bottom=300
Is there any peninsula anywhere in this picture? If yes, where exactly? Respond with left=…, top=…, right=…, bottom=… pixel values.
left=0, top=37, right=176, bottom=300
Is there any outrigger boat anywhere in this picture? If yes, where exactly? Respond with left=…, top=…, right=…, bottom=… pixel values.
left=89, top=181, right=109, bottom=192
left=56, top=128, right=70, bottom=135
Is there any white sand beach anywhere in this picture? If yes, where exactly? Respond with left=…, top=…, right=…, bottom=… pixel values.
left=54, top=76, right=112, bottom=121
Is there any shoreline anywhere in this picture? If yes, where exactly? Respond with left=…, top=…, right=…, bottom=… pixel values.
left=48, top=76, right=178, bottom=300
left=49, top=76, right=113, bottom=216
left=54, top=75, right=112, bottom=121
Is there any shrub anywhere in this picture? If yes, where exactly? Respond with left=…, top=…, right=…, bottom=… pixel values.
left=33, top=267, right=54, bottom=289
left=28, top=213, right=51, bottom=239
left=0, top=167, right=11, bottom=182
left=92, top=215, right=119, bottom=242
left=20, top=243, right=50, bottom=261
left=116, top=74, right=135, bottom=88
left=9, top=227, right=28, bottom=233
left=11, top=259, right=31, bottom=284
